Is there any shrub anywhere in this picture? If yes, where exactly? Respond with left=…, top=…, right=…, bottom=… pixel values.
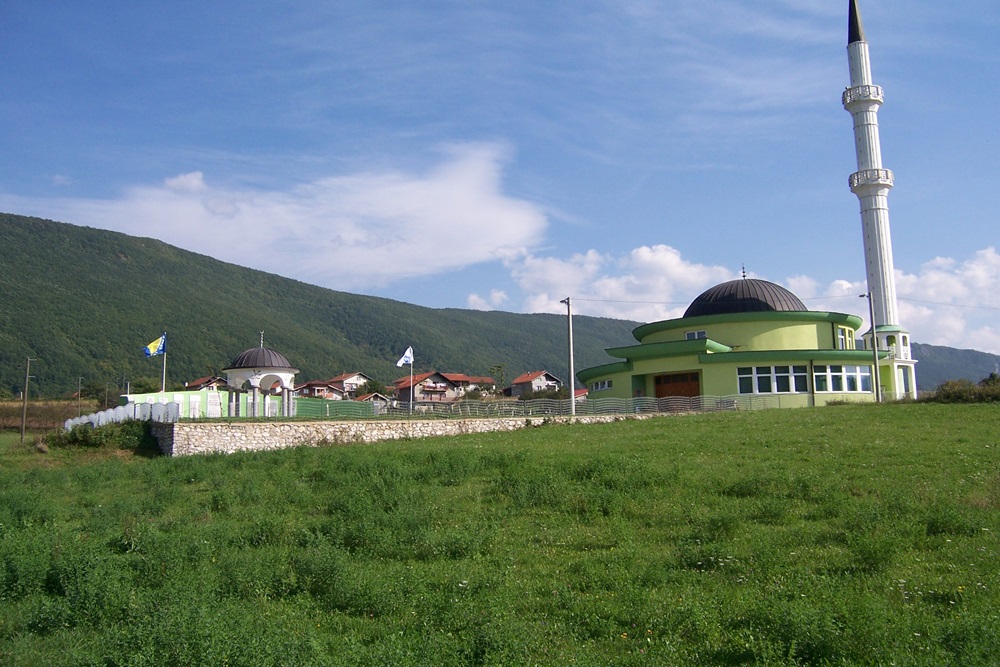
left=45, top=420, right=159, bottom=452
left=924, top=378, right=1000, bottom=403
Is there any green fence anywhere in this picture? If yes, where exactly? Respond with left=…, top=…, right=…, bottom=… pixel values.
left=290, top=394, right=807, bottom=421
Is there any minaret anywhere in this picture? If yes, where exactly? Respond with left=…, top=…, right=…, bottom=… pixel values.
left=843, top=0, right=917, bottom=399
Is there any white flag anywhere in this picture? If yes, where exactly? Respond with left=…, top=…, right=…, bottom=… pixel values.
left=396, top=346, right=413, bottom=367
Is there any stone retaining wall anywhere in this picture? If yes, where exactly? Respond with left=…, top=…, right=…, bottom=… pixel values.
left=150, top=414, right=658, bottom=456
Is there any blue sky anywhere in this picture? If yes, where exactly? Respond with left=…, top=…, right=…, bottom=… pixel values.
left=2, top=0, right=999, bottom=354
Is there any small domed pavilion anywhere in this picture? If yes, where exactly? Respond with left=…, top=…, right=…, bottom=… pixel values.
left=222, top=344, right=300, bottom=417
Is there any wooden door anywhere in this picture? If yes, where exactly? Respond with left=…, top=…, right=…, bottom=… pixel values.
left=654, top=372, right=701, bottom=398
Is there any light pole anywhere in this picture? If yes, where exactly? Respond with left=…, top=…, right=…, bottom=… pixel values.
left=860, top=292, right=881, bottom=402
left=560, top=297, right=575, bottom=417
left=20, top=357, right=36, bottom=445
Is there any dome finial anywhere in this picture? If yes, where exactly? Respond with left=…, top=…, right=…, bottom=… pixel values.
left=741, top=265, right=747, bottom=280
left=260, top=331, right=264, bottom=348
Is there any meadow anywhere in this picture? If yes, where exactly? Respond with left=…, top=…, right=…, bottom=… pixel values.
left=1, top=403, right=998, bottom=666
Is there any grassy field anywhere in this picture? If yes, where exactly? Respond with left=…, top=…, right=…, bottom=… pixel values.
left=2, top=404, right=999, bottom=666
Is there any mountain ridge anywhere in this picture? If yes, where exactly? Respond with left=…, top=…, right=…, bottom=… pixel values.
left=2, top=212, right=997, bottom=397
left=0, top=213, right=637, bottom=396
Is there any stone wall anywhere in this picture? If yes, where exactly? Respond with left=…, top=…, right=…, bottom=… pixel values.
left=150, top=414, right=657, bottom=456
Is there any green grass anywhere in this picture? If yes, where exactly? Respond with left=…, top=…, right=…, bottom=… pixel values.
left=2, top=403, right=1000, bottom=665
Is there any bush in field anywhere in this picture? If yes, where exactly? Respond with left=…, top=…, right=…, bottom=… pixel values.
left=922, top=373, right=1000, bottom=403
left=44, top=419, right=158, bottom=452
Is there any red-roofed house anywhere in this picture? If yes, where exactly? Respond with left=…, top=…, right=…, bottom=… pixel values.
left=394, top=372, right=460, bottom=403
left=509, top=370, right=562, bottom=397
left=440, top=373, right=497, bottom=396
left=294, top=380, right=345, bottom=400
left=327, top=372, right=374, bottom=398
left=356, top=392, right=392, bottom=413
left=185, top=376, right=227, bottom=391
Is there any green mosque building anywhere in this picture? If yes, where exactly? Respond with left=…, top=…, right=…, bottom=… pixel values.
left=577, top=278, right=885, bottom=407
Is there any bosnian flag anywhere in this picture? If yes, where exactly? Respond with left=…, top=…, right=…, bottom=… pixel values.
left=396, top=346, right=413, bottom=367
left=143, top=333, right=166, bottom=357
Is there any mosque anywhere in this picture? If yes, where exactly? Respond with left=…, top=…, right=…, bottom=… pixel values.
left=577, top=0, right=919, bottom=404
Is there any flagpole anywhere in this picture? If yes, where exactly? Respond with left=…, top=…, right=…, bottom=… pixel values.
left=409, top=350, right=413, bottom=418
left=161, top=332, right=167, bottom=393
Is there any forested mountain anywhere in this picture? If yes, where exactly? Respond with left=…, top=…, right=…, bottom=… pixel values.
left=0, top=213, right=636, bottom=397
left=2, top=213, right=996, bottom=398
left=910, top=342, right=1000, bottom=390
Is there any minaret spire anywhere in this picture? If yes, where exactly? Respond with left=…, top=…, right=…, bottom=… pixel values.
left=848, top=0, right=865, bottom=45
left=842, top=0, right=917, bottom=399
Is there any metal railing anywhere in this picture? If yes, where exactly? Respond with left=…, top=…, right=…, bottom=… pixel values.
left=67, top=394, right=804, bottom=431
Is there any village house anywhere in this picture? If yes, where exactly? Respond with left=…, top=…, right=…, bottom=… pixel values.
left=509, top=370, right=562, bottom=397
left=440, top=373, right=497, bottom=396
left=184, top=376, right=227, bottom=391
left=356, top=391, right=392, bottom=412
left=327, top=372, right=373, bottom=398
left=394, top=372, right=460, bottom=403
left=293, top=380, right=345, bottom=400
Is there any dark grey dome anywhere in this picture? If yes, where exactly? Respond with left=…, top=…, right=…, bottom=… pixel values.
left=684, top=278, right=807, bottom=318
left=225, top=347, right=293, bottom=370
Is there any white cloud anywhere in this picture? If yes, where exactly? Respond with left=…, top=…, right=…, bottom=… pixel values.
left=493, top=244, right=1000, bottom=355
left=1, top=143, right=547, bottom=290
left=894, top=248, right=1000, bottom=353
left=164, top=171, right=208, bottom=192
left=502, top=244, right=732, bottom=321
left=467, top=289, right=509, bottom=311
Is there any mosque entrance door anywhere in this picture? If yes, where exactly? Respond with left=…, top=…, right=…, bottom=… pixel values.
left=654, top=372, right=700, bottom=398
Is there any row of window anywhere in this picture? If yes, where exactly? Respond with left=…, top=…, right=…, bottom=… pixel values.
left=689, top=328, right=857, bottom=350
left=588, top=364, right=874, bottom=396
left=738, top=365, right=872, bottom=395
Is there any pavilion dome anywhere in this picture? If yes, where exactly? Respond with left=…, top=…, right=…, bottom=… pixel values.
left=224, top=347, right=294, bottom=371
left=684, top=278, right=808, bottom=318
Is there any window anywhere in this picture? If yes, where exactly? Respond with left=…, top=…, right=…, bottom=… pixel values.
left=738, top=366, right=808, bottom=394
left=685, top=330, right=707, bottom=340
left=837, top=327, right=848, bottom=350
left=589, top=379, right=613, bottom=392
left=813, top=365, right=872, bottom=393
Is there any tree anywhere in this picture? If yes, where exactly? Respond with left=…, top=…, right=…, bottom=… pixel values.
left=489, top=364, right=507, bottom=393
left=357, top=379, right=388, bottom=397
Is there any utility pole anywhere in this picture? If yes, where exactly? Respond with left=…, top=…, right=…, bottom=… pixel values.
left=20, top=357, right=36, bottom=445
left=560, top=297, right=575, bottom=417
left=78, top=376, right=83, bottom=416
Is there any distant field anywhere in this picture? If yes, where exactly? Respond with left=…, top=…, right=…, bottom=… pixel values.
left=2, top=404, right=999, bottom=666
left=0, top=400, right=99, bottom=431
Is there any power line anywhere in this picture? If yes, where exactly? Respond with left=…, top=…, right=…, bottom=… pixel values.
left=801, top=293, right=1000, bottom=312
left=573, top=293, right=1000, bottom=312
left=571, top=297, right=689, bottom=305
left=898, top=296, right=1000, bottom=312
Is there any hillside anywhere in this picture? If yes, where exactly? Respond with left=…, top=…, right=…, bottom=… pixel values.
left=0, top=213, right=636, bottom=396
left=2, top=213, right=996, bottom=397
left=911, top=342, right=1000, bottom=390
